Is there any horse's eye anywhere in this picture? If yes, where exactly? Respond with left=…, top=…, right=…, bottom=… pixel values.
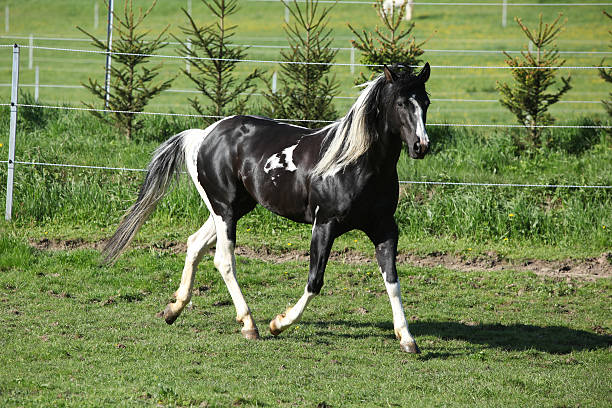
left=397, top=101, right=404, bottom=107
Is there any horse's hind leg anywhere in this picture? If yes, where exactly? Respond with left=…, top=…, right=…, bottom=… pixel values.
left=163, top=217, right=216, bottom=324
left=213, top=216, right=260, bottom=339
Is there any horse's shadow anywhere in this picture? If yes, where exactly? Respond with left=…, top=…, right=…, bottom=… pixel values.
left=302, top=320, right=611, bottom=355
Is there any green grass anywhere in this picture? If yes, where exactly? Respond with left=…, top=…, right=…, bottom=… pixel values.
left=0, top=235, right=610, bottom=407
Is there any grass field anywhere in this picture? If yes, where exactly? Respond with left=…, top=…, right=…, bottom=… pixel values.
left=1, top=235, right=611, bottom=407
left=1, top=1, right=611, bottom=406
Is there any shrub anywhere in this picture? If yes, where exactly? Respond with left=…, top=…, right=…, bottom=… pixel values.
left=173, top=0, right=262, bottom=124
left=348, top=0, right=427, bottom=84
left=263, top=0, right=339, bottom=128
left=497, top=14, right=572, bottom=149
left=77, top=0, right=174, bottom=140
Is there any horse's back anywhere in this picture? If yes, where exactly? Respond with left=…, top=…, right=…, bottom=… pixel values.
left=192, top=115, right=325, bottom=224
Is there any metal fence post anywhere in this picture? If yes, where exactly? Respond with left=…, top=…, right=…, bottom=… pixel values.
left=28, top=33, right=33, bottom=69
left=104, top=0, right=114, bottom=108
left=5, top=44, right=20, bottom=221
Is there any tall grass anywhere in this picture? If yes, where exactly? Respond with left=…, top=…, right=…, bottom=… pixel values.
left=0, top=106, right=610, bottom=254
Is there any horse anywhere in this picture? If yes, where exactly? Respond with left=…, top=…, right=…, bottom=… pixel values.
left=383, top=0, right=413, bottom=21
left=102, top=63, right=431, bottom=353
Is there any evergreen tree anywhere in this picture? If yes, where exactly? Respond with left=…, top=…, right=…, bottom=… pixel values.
left=497, top=14, right=572, bottom=148
left=263, top=0, right=339, bottom=128
left=599, top=11, right=612, bottom=128
left=173, top=0, right=262, bottom=124
left=77, top=0, right=173, bottom=140
left=348, top=0, right=427, bottom=84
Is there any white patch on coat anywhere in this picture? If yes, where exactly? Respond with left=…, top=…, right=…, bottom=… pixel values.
left=263, top=143, right=299, bottom=174
left=312, top=205, right=320, bottom=234
left=282, top=144, right=298, bottom=171
left=409, top=98, right=429, bottom=145
left=182, top=116, right=234, bottom=177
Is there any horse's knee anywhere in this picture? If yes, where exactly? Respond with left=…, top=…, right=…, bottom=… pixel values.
left=306, top=278, right=324, bottom=295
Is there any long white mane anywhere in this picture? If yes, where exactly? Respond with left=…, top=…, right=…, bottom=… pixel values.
left=312, top=75, right=384, bottom=178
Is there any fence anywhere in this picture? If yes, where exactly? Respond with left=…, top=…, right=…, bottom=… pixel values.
left=2, top=42, right=611, bottom=221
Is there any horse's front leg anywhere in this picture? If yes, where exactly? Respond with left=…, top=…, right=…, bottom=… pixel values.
left=269, top=221, right=336, bottom=335
left=368, top=218, right=420, bottom=353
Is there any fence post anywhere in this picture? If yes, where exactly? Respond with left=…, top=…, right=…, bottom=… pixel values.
left=4, top=5, right=8, bottom=33
left=28, top=33, right=33, bottom=69
left=94, top=2, right=99, bottom=29
left=5, top=44, right=20, bottom=221
left=350, top=45, right=355, bottom=74
left=272, top=71, right=277, bottom=93
left=284, top=3, right=290, bottom=24
left=35, top=65, right=39, bottom=101
left=104, top=0, right=114, bottom=108
left=502, top=0, right=507, bottom=27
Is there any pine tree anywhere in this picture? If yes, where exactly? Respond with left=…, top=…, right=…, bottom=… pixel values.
left=599, top=11, right=612, bottom=126
left=173, top=0, right=262, bottom=124
left=263, top=0, right=339, bottom=128
left=497, top=14, right=572, bottom=148
left=77, top=0, right=173, bottom=140
left=348, top=0, right=427, bottom=84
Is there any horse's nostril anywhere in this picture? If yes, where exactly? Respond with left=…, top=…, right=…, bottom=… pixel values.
left=414, top=142, right=421, bottom=153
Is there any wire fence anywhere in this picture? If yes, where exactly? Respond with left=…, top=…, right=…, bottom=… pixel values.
left=0, top=84, right=605, bottom=104
left=2, top=30, right=612, bottom=223
left=1, top=160, right=610, bottom=189
left=1, top=44, right=609, bottom=70
left=3, top=34, right=612, bottom=55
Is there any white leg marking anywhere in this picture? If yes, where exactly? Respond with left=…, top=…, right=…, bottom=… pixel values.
left=270, top=286, right=316, bottom=334
left=181, top=118, right=258, bottom=336
left=213, top=217, right=257, bottom=334
left=167, top=217, right=216, bottom=317
left=382, top=271, right=415, bottom=346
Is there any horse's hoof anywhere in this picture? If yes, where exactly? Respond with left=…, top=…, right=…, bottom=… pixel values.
left=400, top=341, right=421, bottom=354
left=241, top=327, right=260, bottom=340
left=269, top=315, right=284, bottom=336
left=163, top=304, right=179, bottom=325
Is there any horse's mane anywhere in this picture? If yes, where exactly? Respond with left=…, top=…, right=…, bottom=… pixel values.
left=311, top=65, right=419, bottom=178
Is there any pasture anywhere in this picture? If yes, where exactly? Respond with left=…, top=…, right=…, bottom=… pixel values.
left=1, top=235, right=611, bottom=407
left=0, top=0, right=611, bottom=406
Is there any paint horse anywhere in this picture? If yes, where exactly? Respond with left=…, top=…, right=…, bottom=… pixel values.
left=103, top=63, right=431, bottom=353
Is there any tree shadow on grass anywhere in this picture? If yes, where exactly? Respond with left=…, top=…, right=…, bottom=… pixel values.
left=302, top=320, right=611, bottom=355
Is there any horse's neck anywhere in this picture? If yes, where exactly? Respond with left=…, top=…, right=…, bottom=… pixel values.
left=368, top=125, right=403, bottom=173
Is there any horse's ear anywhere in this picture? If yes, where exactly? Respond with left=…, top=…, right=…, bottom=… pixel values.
left=418, top=62, right=431, bottom=83
left=383, top=65, right=397, bottom=83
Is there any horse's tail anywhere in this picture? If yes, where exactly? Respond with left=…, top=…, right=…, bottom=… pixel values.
left=102, top=132, right=188, bottom=264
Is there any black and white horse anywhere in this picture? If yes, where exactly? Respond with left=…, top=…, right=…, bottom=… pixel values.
left=103, top=63, right=431, bottom=353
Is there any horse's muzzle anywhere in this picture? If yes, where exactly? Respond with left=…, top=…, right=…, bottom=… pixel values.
left=411, top=138, right=429, bottom=159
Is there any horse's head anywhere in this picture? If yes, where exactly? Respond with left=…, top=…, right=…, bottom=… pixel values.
left=382, top=63, right=431, bottom=159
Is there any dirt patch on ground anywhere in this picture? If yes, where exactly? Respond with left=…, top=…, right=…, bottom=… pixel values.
left=30, top=237, right=611, bottom=281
